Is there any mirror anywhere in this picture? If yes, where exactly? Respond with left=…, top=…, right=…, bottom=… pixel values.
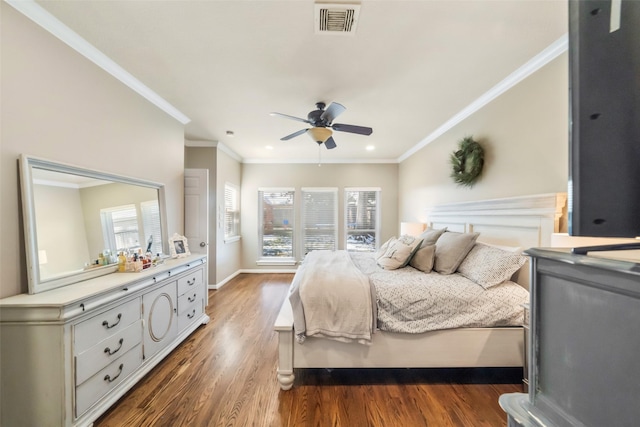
left=19, top=155, right=169, bottom=294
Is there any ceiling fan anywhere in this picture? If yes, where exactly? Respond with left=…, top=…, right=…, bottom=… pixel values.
left=270, top=102, right=373, bottom=149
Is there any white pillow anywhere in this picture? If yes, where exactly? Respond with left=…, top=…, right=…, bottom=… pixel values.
left=377, top=235, right=422, bottom=270
left=457, top=243, right=527, bottom=289
left=375, top=237, right=396, bottom=260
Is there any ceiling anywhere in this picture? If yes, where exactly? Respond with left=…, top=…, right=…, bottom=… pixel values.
left=34, top=0, right=567, bottom=163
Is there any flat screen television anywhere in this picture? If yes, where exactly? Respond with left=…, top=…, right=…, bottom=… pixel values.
left=568, top=0, right=640, bottom=238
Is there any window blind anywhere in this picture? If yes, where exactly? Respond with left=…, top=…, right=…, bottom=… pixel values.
left=301, top=188, right=338, bottom=255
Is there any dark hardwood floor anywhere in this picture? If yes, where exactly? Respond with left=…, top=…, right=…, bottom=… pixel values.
left=94, top=273, right=520, bottom=427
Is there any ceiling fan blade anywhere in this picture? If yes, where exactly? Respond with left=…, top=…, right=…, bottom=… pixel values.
left=280, top=128, right=309, bottom=141
left=324, top=137, right=337, bottom=149
left=331, top=123, right=373, bottom=136
left=270, top=112, right=311, bottom=124
left=320, top=102, right=346, bottom=124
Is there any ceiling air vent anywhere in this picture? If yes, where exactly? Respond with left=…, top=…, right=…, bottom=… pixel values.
left=315, top=3, right=361, bottom=35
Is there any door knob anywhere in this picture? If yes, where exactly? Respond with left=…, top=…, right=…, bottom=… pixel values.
left=200, top=242, right=207, bottom=247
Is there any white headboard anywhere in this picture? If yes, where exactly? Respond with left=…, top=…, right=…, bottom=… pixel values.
left=424, top=193, right=568, bottom=289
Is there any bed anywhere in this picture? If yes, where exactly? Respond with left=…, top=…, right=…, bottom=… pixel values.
left=275, top=193, right=567, bottom=390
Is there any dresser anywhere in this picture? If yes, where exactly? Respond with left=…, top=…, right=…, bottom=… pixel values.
left=500, top=248, right=640, bottom=427
left=0, top=254, right=208, bottom=427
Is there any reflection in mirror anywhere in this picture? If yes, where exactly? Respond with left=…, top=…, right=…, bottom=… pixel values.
left=20, top=155, right=168, bottom=294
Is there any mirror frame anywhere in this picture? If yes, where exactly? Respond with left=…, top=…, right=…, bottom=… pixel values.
left=19, top=154, right=169, bottom=294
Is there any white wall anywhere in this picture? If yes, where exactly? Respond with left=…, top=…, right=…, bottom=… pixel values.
left=398, top=54, right=569, bottom=223
left=1, top=4, right=185, bottom=297
left=240, top=163, right=399, bottom=269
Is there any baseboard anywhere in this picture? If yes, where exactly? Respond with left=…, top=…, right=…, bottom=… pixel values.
left=240, top=268, right=297, bottom=274
left=209, top=268, right=297, bottom=290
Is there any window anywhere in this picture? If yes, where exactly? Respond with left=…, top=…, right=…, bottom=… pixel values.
left=301, top=188, right=338, bottom=256
left=345, top=188, right=380, bottom=252
left=141, top=200, right=163, bottom=255
left=224, top=183, right=240, bottom=242
left=258, top=189, right=295, bottom=260
left=101, top=204, right=140, bottom=254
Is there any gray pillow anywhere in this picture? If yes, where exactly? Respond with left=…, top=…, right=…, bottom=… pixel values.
left=434, top=231, right=480, bottom=274
left=409, top=244, right=436, bottom=273
left=417, top=227, right=447, bottom=247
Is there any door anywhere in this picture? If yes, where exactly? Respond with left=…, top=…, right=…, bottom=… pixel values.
left=184, top=169, right=209, bottom=302
left=184, top=168, right=209, bottom=256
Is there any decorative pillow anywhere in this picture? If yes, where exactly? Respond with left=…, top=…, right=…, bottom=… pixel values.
left=433, top=231, right=480, bottom=274
left=377, top=235, right=422, bottom=270
left=409, top=244, right=436, bottom=273
left=458, top=243, right=527, bottom=289
left=417, top=227, right=447, bottom=247
left=375, top=237, right=396, bottom=260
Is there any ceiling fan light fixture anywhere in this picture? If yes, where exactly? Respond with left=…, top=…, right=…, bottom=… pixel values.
left=308, top=127, right=332, bottom=143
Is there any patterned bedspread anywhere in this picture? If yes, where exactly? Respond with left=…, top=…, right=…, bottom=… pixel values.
left=350, top=253, right=529, bottom=334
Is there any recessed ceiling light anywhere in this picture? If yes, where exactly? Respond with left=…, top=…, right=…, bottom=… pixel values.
left=265, top=145, right=274, bottom=150
left=366, top=145, right=375, bottom=151
left=226, top=130, right=234, bottom=136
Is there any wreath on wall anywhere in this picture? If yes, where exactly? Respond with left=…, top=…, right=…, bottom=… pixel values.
left=449, top=136, right=485, bottom=187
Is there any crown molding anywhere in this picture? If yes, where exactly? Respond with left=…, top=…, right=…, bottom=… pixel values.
left=185, top=139, right=218, bottom=148
left=6, top=0, right=191, bottom=125
left=397, top=34, right=568, bottom=163
left=241, top=157, right=398, bottom=164
left=216, top=142, right=243, bottom=162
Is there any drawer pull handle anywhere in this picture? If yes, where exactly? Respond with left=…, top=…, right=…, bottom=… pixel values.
left=104, top=364, right=124, bottom=383
left=187, top=309, right=196, bottom=319
left=102, top=313, right=122, bottom=329
left=187, top=278, right=196, bottom=286
left=188, top=293, right=197, bottom=303
left=104, top=338, right=124, bottom=356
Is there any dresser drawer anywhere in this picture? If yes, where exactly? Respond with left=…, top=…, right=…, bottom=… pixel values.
left=177, top=284, right=204, bottom=316
left=74, top=298, right=141, bottom=353
left=75, top=320, right=143, bottom=385
left=75, top=344, right=143, bottom=418
left=177, top=297, right=203, bottom=332
left=177, top=268, right=203, bottom=296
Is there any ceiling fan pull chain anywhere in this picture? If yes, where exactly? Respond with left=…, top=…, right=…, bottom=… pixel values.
left=318, top=143, right=322, bottom=167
